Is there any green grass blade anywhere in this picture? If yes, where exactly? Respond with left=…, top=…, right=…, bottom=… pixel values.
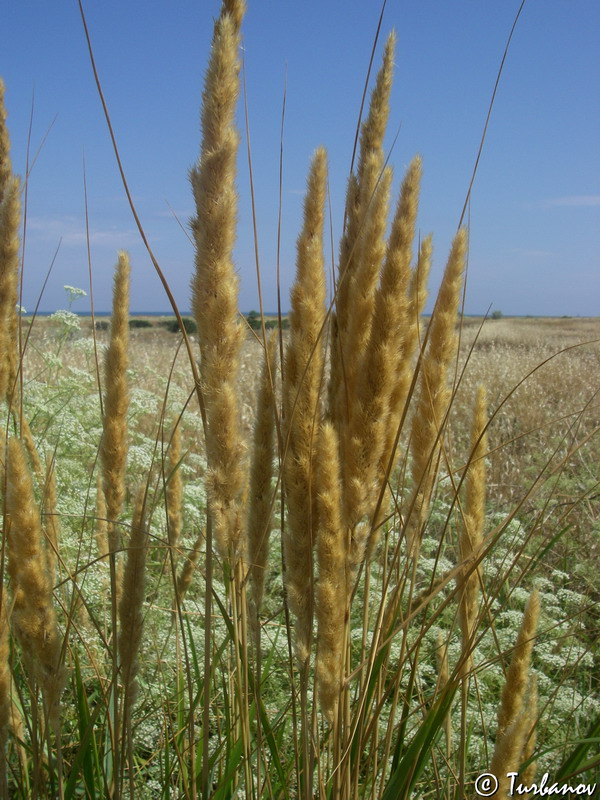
left=256, top=692, right=287, bottom=793
left=211, top=736, right=244, bottom=800
left=64, top=654, right=105, bottom=800
left=381, top=680, right=458, bottom=800
left=555, top=716, right=600, bottom=780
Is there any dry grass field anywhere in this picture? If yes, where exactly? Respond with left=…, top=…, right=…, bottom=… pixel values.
left=23, top=310, right=600, bottom=593
left=27, top=310, right=600, bottom=522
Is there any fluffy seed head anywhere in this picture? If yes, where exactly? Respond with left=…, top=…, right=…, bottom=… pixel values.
left=118, top=487, right=148, bottom=710
left=342, top=157, right=423, bottom=550
left=496, top=588, right=540, bottom=737
left=247, top=332, right=278, bottom=621
left=101, top=251, right=131, bottom=556
left=5, top=436, right=65, bottom=729
left=315, top=422, right=346, bottom=721
left=333, top=32, right=396, bottom=384
left=408, top=229, right=467, bottom=550
left=0, top=586, right=10, bottom=792
left=190, top=0, right=247, bottom=558
left=457, top=385, right=488, bottom=665
left=176, top=530, right=205, bottom=606
left=282, top=147, right=328, bottom=664
left=0, top=78, right=13, bottom=204
left=0, top=175, right=20, bottom=403
left=490, top=590, right=541, bottom=793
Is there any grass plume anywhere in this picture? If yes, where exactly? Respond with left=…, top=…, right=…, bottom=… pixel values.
left=407, top=227, right=467, bottom=552
left=118, top=487, right=148, bottom=716
left=190, top=0, right=247, bottom=560
left=0, top=175, right=20, bottom=405
left=247, top=332, right=278, bottom=623
left=490, top=588, right=541, bottom=793
left=0, top=587, right=10, bottom=796
left=330, top=32, right=396, bottom=432
left=458, top=385, right=488, bottom=667
left=315, top=421, right=346, bottom=721
left=0, top=79, right=12, bottom=201
left=5, top=437, right=65, bottom=730
left=282, top=146, right=328, bottom=665
left=101, top=251, right=131, bottom=558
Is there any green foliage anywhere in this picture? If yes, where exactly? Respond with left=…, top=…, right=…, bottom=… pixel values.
left=245, top=311, right=289, bottom=330
left=129, top=318, right=153, bottom=328
left=160, top=316, right=198, bottom=334
left=246, top=309, right=261, bottom=330
left=265, top=318, right=289, bottom=330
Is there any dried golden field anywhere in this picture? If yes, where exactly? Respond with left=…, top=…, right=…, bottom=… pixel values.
left=27, top=312, right=600, bottom=495
left=23, top=310, right=600, bottom=572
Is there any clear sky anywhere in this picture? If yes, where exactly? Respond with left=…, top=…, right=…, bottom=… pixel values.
left=1, top=1, right=599, bottom=315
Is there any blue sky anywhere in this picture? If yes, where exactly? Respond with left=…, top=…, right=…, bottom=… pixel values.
left=1, top=0, right=599, bottom=315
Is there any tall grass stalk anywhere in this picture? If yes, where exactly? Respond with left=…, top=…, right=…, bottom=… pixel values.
left=5, top=436, right=65, bottom=796
left=118, top=486, right=149, bottom=799
left=0, top=175, right=20, bottom=407
left=189, top=0, right=254, bottom=794
left=101, top=250, right=131, bottom=800
left=0, top=588, right=10, bottom=797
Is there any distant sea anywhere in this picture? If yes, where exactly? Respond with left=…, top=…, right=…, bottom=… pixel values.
left=30, top=310, right=192, bottom=317
left=26, top=311, right=587, bottom=319
left=29, top=310, right=284, bottom=317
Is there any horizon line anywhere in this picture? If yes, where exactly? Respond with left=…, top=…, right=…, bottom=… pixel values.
left=25, top=310, right=597, bottom=320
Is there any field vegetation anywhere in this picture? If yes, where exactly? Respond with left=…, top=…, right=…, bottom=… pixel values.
left=0, top=0, right=598, bottom=798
